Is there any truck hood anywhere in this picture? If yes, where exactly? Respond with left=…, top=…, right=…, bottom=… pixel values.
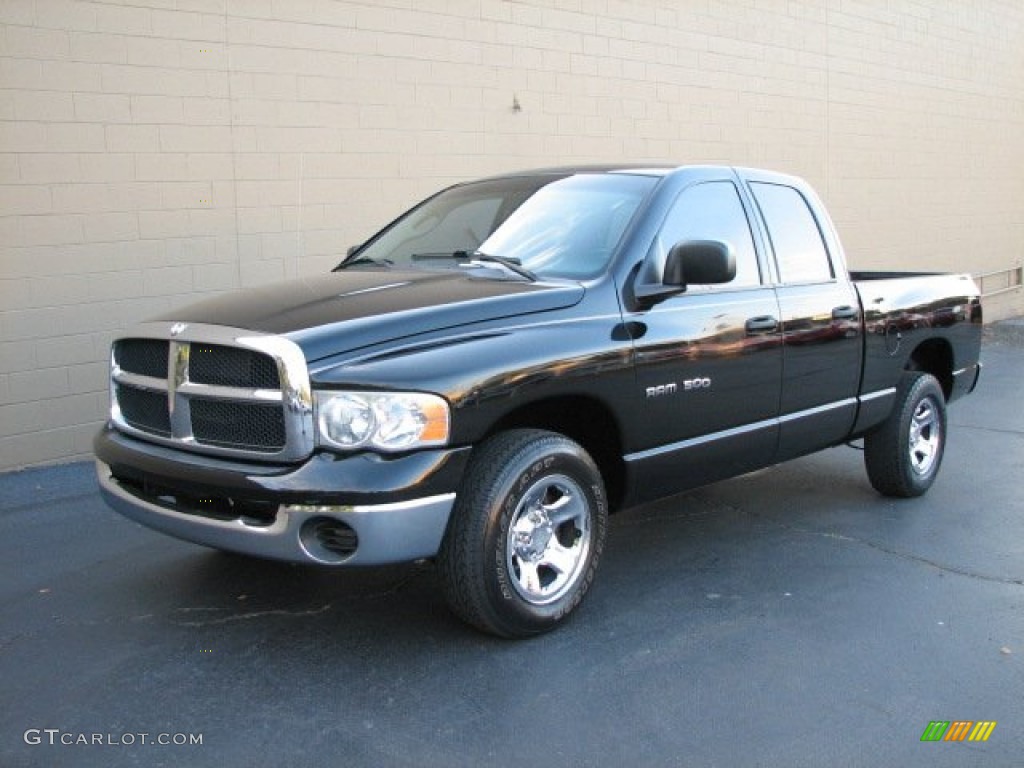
left=150, top=269, right=585, bottom=362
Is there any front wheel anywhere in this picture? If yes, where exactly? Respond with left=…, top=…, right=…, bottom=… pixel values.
left=438, top=429, right=608, bottom=638
left=864, top=372, right=947, bottom=497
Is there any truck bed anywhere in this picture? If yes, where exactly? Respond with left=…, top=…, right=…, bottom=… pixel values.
left=850, top=270, right=944, bottom=280
left=852, top=271, right=982, bottom=428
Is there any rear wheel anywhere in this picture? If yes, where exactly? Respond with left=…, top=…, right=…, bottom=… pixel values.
left=864, top=371, right=947, bottom=497
left=438, top=429, right=607, bottom=638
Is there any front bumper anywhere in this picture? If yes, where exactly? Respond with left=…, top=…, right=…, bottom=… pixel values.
left=94, top=427, right=470, bottom=565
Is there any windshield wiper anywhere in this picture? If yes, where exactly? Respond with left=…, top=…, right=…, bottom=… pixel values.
left=408, top=250, right=536, bottom=281
left=410, top=251, right=471, bottom=261
left=471, top=253, right=537, bottom=281
left=335, top=255, right=392, bottom=271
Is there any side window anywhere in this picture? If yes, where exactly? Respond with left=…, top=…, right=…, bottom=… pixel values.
left=652, top=181, right=761, bottom=290
left=750, top=182, right=834, bottom=283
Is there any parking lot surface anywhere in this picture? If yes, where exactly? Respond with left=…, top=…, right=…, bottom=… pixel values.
left=1, top=339, right=1021, bottom=767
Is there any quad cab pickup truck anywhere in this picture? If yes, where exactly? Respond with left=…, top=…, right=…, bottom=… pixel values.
left=95, top=165, right=982, bottom=637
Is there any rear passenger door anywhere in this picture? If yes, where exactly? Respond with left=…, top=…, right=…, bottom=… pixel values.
left=746, top=178, right=863, bottom=461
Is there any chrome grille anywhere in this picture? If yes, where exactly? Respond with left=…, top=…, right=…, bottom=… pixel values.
left=109, top=322, right=313, bottom=461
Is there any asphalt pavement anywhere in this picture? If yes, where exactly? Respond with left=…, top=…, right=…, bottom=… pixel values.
left=1, top=337, right=1022, bottom=767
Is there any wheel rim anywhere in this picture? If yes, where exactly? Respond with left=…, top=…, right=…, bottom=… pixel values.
left=909, top=396, right=941, bottom=475
left=505, top=473, right=592, bottom=606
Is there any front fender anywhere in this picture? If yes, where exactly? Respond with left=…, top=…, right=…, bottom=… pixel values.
left=308, top=307, right=636, bottom=447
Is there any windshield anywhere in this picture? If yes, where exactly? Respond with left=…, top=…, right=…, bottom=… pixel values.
left=342, top=173, right=658, bottom=280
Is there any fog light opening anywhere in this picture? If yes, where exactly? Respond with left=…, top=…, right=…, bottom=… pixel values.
left=299, top=517, right=359, bottom=564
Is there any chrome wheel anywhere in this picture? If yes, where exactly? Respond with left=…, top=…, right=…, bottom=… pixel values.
left=506, top=473, right=591, bottom=606
left=439, top=429, right=607, bottom=637
left=909, top=396, right=941, bottom=475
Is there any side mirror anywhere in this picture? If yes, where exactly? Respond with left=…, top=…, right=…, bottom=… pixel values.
left=664, top=239, right=736, bottom=286
left=633, top=239, right=736, bottom=305
left=346, top=244, right=362, bottom=257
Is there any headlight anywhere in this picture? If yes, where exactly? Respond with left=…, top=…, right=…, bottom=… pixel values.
left=315, top=391, right=450, bottom=452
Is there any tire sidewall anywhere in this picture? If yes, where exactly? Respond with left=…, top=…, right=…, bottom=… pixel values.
left=481, top=438, right=607, bottom=634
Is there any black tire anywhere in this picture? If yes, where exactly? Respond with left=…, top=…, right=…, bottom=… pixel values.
left=864, top=372, right=947, bottom=498
left=438, top=429, right=608, bottom=638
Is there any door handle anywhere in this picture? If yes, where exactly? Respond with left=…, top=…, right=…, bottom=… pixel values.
left=745, top=315, right=779, bottom=333
left=831, top=305, right=858, bottom=320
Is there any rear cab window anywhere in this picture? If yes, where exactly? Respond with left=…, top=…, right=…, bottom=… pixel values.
left=750, top=182, right=834, bottom=284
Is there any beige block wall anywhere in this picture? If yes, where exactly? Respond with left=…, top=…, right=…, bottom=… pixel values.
left=1, top=0, right=1022, bottom=470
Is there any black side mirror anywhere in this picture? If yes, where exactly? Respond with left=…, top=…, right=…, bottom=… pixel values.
left=346, top=244, right=361, bottom=257
left=664, top=239, right=736, bottom=287
left=633, top=239, right=736, bottom=306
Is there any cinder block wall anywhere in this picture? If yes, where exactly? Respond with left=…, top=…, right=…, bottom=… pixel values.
left=1, top=0, right=1022, bottom=469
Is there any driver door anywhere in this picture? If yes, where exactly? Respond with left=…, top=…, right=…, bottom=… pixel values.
left=624, top=177, right=783, bottom=502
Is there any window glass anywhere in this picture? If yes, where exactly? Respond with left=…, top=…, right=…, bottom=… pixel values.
left=350, top=174, right=657, bottom=280
left=652, top=181, right=760, bottom=290
left=478, top=175, right=653, bottom=278
left=750, top=182, right=833, bottom=283
left=371, top=194, right=504, bottom=263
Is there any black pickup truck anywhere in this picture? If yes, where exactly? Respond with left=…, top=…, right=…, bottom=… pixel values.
left=95, top=165, right=982, bottom=637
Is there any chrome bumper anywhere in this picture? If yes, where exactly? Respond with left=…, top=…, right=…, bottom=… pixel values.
left=96, top=460, right=454, bottom=566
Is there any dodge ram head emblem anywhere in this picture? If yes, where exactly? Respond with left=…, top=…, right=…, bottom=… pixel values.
left=170, top=322, right=188, bottom=336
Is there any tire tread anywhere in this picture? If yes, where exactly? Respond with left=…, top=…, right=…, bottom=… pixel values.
left=438, top=429, right=605, bottom=637
left=864, top=372, right=946, bottom=498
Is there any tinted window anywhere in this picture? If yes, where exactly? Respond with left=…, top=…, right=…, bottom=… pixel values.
left=751, top=182, right=833, bottom=283
left=651, top=181, right=760, bottom=289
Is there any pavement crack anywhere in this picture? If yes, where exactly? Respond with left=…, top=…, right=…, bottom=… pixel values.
left=833, top=534, right=1024, bottom=586
left=0, top=632, right=25, bottom=652
left=174, top=603, right=332, bottom=627
left=748, top=512, right=1024, bottom=587
left=955, top=423, right=1024, bottom=437
left=0, top=491, right=100, bottom=517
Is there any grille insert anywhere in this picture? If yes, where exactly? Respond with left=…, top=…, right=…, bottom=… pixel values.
left=190, top=400, right=286, bottom=452
left=115, top=339, right=169, bottom=378
left=116, top=385, right=171, bottom=437
left=189, top=344, right=280, bottom=389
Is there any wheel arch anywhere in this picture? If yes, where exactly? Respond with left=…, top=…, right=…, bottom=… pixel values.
left=485, top=395, right=626, bottom=512
left=906, top=338, right=954, bottom=400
